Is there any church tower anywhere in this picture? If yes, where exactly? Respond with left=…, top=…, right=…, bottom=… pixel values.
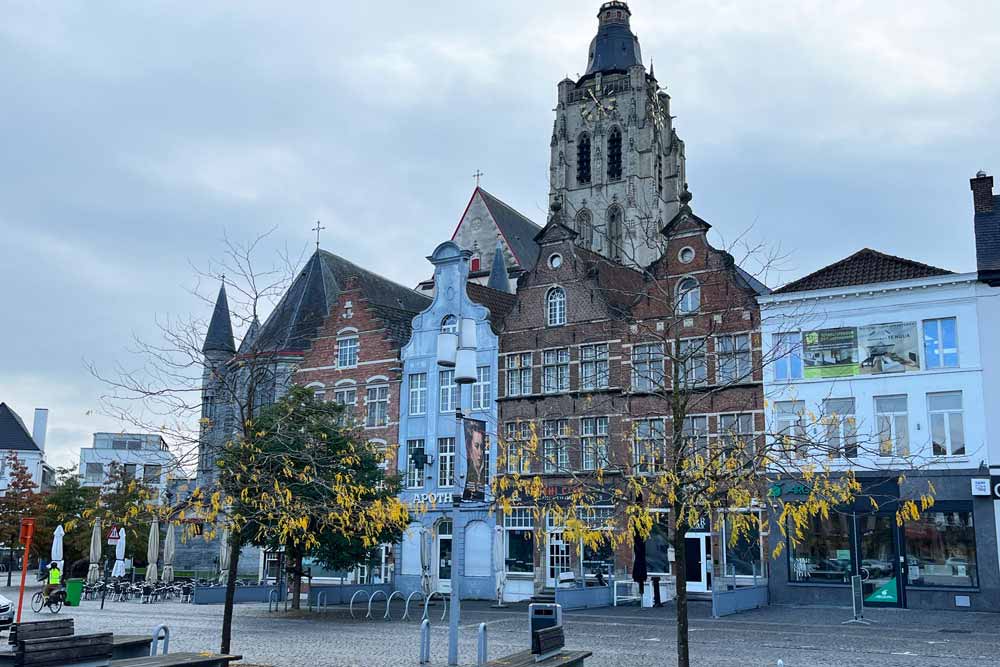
left=550, top=1, right=686, bottom=269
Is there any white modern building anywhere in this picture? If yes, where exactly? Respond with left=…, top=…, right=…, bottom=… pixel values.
left=79, top=433, right=176, bottom=500
left=0, top=403, right=54, bottom=492
left=759, top=248, right=999, bottom=611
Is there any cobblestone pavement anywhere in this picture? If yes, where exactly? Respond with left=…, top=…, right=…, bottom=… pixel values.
left=3, top=594, right=998, bottom=667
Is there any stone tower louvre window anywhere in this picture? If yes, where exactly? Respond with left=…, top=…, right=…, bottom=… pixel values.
left=607, top=206, right=623, bottom=260
left=576, top=209, right=593, bottom=248
left=577, top=133, right=592, bottom=184
left=607, top=127, right=622, bottom=181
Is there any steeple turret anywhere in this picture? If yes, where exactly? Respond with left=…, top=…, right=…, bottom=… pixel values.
left=486, top=239, right=512, bottom=293
left=585, top=1, right=642, bottom=75
left=202, top=284, right=236, bottom=355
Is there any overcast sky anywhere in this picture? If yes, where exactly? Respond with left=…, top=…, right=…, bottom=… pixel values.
left=3, top=1, right=999, bottom=470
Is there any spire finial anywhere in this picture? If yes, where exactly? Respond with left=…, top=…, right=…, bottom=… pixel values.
left=473, top=169, right=484, bottom=188
left=312, top=220, right=326, bottom=250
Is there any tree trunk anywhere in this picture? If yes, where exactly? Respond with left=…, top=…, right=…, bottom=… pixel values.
left=289, top=545, right=302, bottom=610
left=220, top=530, right=242, bottom=655
left=672, top=515, right=690, bottom=667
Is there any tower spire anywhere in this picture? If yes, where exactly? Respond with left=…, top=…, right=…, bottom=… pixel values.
left=486, top=238, right=511, bottom=293
left=203, top=283, right=236, bottom=355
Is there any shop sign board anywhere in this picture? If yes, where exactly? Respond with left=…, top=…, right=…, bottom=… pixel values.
left=865, top=578, right=898, bottom=604
left=971, top=478, right=991, bottom=496
left=409, top=492, right=454, bottom=507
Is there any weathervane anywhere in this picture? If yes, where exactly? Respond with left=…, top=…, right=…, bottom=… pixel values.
left=312, top=220, right=326, bottom=250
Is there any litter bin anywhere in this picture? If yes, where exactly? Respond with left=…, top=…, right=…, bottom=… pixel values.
left=65, top=578, right=84, bottom=606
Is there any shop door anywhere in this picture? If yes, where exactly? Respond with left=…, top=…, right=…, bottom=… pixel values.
left=684, top=534, right=710, bottom=593
left=856, top=515, right=902, bottom=607
left=546, top=531, right=570, bottom=588
left=436, top=521, right=452, bottom=594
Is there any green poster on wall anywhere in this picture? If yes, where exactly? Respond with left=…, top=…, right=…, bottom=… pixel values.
left=865, top=578, right=898, bottom=603
left=802, top=328, right=859, bottom=378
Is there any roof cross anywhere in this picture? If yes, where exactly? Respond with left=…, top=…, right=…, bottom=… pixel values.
left=473, top=170, right=484, bottom=188
left=312, top=220, right=326, bottom=250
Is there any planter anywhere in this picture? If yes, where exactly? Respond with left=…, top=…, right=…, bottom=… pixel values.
left=192, top=584, right=283, bottom=605
left=555, top=585, right=613, bottom=610
left=307, top=583, right=392, bottom=606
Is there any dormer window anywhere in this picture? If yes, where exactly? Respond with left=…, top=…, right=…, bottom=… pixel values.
left=441, top=315, right=459, bottom=334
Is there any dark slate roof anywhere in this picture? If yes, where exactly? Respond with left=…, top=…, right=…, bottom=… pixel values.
left=775, top=248, right=953, bottom=294
left=734, top=266, right=771, bottom=297
left=974, top=194, right=1000, bottom=284
left=202, top=285, right=236, bottom=354
left=0, top=403, right=40, bottom=452
left=585, top=3, right=642, bottom=75
left=576, top=246, right=646, bottom=316
left=477, top=189, right=542, bottom=270
left=467, top=282, right=517, bottom=332
left=368, top=302, right=425, bottom=348
left=254, top=250, right=430, bottom=354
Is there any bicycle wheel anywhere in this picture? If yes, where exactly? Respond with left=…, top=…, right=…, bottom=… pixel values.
left=48, top=596, right=62, bottom=614
left=31, top=592, right=44, bottom=613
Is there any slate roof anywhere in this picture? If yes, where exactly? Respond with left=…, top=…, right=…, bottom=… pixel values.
left=254, top=250, right=430, bottom=354
left=476, top=189, right=542, bottom=270
left=486, top=240, right=511, bottom=293
left=202, top=285, right=236, bottom=354
left=974, top=194, right=1000, bottom=284
left=575, top=246, right=646, bottom=316
left=775, top=248, right=953, bottom=294
left=0, top=403, right=41, bottom=452
left=467, top=282, right=517, bottom=332
left=585, top=3, right=642, bottom=75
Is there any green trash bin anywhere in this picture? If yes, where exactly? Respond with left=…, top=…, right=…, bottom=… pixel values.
left=65, top=578, right=84, bottom=606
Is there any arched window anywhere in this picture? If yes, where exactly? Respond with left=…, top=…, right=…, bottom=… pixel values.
left=677, top=277, right=701, bottom=314
left=607, top=206, right=623, bottom=260
left=441, top=315, right=458, bottom=334
left=546, top=287, right=566, bottom=327
left=577, top=133, right=592, bottom=184
left=607, top=127, right=623, bottom=181
left=575, top=209, right=593, bottom=249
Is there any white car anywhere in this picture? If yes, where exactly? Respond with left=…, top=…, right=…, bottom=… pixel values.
left=0, top=594, right=12, bottom=631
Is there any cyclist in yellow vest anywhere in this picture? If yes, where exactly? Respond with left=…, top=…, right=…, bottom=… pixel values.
left=43, top=562, right=61, bottom=600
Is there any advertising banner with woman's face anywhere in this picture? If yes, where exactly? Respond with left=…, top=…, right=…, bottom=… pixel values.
left=463, top=419, right=487, bottom=501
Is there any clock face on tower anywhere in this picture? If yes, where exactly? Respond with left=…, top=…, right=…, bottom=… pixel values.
left=579, top=87, right=617, bottom=126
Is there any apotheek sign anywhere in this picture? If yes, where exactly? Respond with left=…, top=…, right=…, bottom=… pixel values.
left=409, top=492, right=454, bottom=506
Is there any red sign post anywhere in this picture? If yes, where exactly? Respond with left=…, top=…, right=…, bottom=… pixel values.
left=16, top=518, right=35, bottom=623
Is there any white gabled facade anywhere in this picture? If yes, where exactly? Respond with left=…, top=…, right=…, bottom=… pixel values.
left=758, top=272, right=1000, bottom=611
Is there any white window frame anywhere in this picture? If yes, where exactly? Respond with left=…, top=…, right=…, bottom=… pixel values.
left=547, top=287, right=567, bottom=327
left=405, top=439, right=425, bottom=489
left=473, top=366, right=492, bottom=411
left=506, top=353, right=532, bottom=397
left=580, top=343, right=609, bottom=390
left=439, top=370, right=457, bottom=414
left=717, top=333, right=752, bottom=385
left=822, top=398, right=857, bottom=459
left=772, top=332, right=803, bottom=381
left=633, top=418, right=665, bottom=473
left=542, top=419, right=569, bottom=473
left=719, top=413, right=755, bottom=453
left=542, top=348, right=570, bottom=394
left=678, top=338, right=707, bottom=386
left=438, top=437, right=456, bottom=487
left=631, top=342, right=664, bottom=392
left=580, top=416, right=609, bottom=471
left=504, top=422, right=531, bottom=474
left=928, top=391, right=965, bottom=457
left=923, top=317, right=959, bottom=369
left=875, top=395, right=909, bottom=457
left=676, top=277, right=700, bottom=314
left=775, top=400, right=807, bottom=459
left=337, top=335, right=359, bottom=369
left=408, top=373, right=427, bottom=416
left=365, top=384, right=389, bottom=428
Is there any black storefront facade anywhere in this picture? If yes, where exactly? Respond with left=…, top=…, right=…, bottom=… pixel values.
left=767, top=471, right=999, bottom=611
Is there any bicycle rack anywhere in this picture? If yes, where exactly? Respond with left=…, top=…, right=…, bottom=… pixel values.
left=366, top=590, right=388, bottom=620
left=348, top=589, right=367, bottom=619
left=383, top=591, right=403, bottom=620
left=403, top=591, right=425, bottom=621
left=310, top=590, right=328, bottom=614
left=267, top=589, right=280, bottom=613
left=422, top=591, right=448, bottom=622
left=150, top=625, right=170, bottom=656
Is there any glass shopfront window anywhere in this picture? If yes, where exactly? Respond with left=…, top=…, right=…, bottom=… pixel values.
left=723, top=515, right=763, bottom=577
left=788, top=513, right=852, bottom=584
left=905, top=510, right=978, bottom=588
left=504, top=508, right=535, bottom=574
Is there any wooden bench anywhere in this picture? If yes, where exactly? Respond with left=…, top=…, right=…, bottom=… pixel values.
left=486, top=626, right=590, bottom=667
left=14, top=632, right=113, bottom=667
left=7, top=620, right=74, bottom=646
left=111, top=653, right=243, bottom=667
left=0, top=635, right=151, bottom=666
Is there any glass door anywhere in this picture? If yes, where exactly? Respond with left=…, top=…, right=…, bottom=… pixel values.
left=856, top=515, right=902, bottom=607
left=546, top=531, right=570, bottom=587
left=684, top=534, right=709, bottom=593
left=436, top=520, right=452, bottom=593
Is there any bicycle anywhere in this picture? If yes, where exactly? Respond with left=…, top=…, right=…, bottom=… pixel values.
left=31, top=589, right=65, bottom=614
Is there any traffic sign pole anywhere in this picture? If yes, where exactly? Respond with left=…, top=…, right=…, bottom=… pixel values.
left=16, top=518, right=35, bottom=623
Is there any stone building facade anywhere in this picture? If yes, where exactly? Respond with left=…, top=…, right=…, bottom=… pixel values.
left=549, top=1, right=687, bottom=269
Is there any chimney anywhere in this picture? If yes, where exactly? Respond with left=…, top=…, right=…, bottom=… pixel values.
left=970, top=170, right=994, bottom=214
left=32, top=408, right=48, bottom=452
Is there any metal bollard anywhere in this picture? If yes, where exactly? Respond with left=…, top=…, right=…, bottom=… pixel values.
left=267, top=589, right=279, bottom=613
left=149, top=624, right=170, bottom=656
left=419, top=618, right=431, bottom=664
left=477, top=622, right=488, bottom=667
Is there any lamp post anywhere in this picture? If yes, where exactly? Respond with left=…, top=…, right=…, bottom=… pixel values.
left=439, top=312, right=479, bottom=667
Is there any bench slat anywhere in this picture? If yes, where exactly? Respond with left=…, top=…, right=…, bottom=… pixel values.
left=110, top=653, right=243, bottom=667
